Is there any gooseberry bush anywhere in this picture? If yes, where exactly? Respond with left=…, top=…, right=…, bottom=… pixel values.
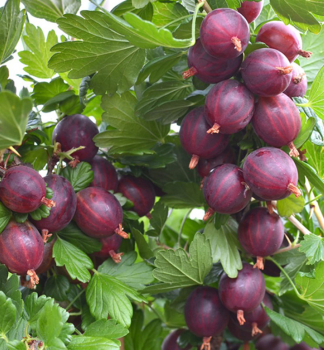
left=1, top=0, right=324, bottom=349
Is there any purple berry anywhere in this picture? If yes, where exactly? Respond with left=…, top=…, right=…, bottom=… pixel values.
left=162, top=329, right=191, bottom=350
left=228, top=318, right=257, bottom=342
left=237, top=0, right=263, bottom=23
left=88, top=156, right=118, bottom=192
left=291, top=343, right=320, bottom=350
left=284, top=63, right=308, bottom=98
left=256, top=334, right=289, bottom=350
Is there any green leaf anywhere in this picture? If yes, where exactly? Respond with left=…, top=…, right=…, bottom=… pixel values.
left=296, top=261, right=324, bottom=314
left=136, top=52, right=183, bottom=84
left=61, top=162, right=94, bottom=193
left=0, top=292, right=16, bottom=335
left=0, top=0, right=26, bottom=65
left=57, top=223, right=101, bottom=254
left=149, top=201, right=169, bottom=236
left=165, top=301, right=186, bottom=328
left=277, top=194, right=305, bottom=217
left=0, top=91, right=33, bottom=149
left=25, top=294, right=52, bottom=329
left=49, top=11, right=145, bottom=95
left=294, top=158, right=324, bottom=195
left=67, top=336, right=119, bottom=350
left=152, top=2, right=188, bottom=30
left=32, top=77, right=69, bottom=106
left=269, top=0, right=323, bottom=33
left=0, top=203, right=12, bottom=234
left=53, top=236, right=93, bottom=283
left=132, top=228, right=155, bottom=260
left=153, top=233, right=212, bottom=286
left=299, top=234, right=324, bottom=265
left=7, top=341, right=25, bottom=350
left=204, top=219, right=242, bottom=278
left=18, top=24, right=57, bottom=79
left=98, top=251, right=154, bottom=290
left=29, top=204, right=51, bottom=221
left=294, top=113, right=316, bottom=148
left=305, top=65, right=324, bottom=121
left=265, top=307, right=324, bottom=344
left=161, top=182, right=205, bottom=209
left=84, top=319, right=128, bottom=340
left=94, top=92, right=170, bottom=155
left=86, top=270, right=146, bottom=327
left=44, top=275, right=70, bottom=302
left=304, top=141, right=324, bottom=177
left=21, top=0, right=81, bottom=23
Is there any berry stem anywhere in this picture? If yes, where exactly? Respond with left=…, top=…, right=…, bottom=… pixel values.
left=203, top=207, right=214, bottom=221
left=182, top=66, right=198, bottom=79
left=298, top=49, right=312, bottom=58
left=42, top=229, right=52, bottom=243
left=109, top=250, right=124, bottom=264
left=253, top=256, right=264, bottom=270
left=251, top=322, right=263, bottom=336
left=189, top=154, right=200, bottom=169
left=288, top=142, right=299, bottom=157
left=207, top=123, right=220, bottom=134
left=293, top=72, right=306, bottom=84
left=200, top=337, right=212, bottom=350
left=27, top=270, right=39, bottom=289
left=287, top=215, right=311, bottom=235
left=273, top=243, right=301, bottom=255
left=115, top=224, right=129, bottom=239
left=276, top=66, right=293, bottom=75
left=41, top=197, right=56, bottom=208
left=243, top=342, right=250, bottom=350
left=237, top=309, right=246, bottom=325
left=266, top=201, right=276, bottom=215
left=198, top=0, right=212, bottom=13
left=287, top=183, right=301, bottom=197
left=231, top=37, right=242, bottom=52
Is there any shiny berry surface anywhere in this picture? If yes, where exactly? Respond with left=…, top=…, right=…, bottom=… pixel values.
left=256, top=334, right=289, bottom=350
left=162, top=329, right=191, bottom=350
left=88, top=156, right=118, bottom=192
left=95, top=234, right=123, bottom=259
left=237, top=0, right=264, bottom=23
left=228, top=319, right=256, bottom=342
left=284, top=62, right=308, bottom=98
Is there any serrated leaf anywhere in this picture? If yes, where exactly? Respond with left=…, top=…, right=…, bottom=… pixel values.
left=98, top=251, right=154, bottom=290
left=277, top=194, right=305, bottom=217
left=0, top=91, right=33, bottom=149
left=294, top=113, right=316, bottom=148
left=269, top=0, right=323, bottom=33
left=152, top=2, right=188, bottom=30
left=57, top=223, right=101, bottom=254
left=49, top=11, right=145, bottom=95
left=18, top=24, right=57, bottom=79
left=24, top=294, right=52, bottom=329
left=132, top=228, right=155, bottom=260
left=59, top=323, right=75, bottom=345
left=265, top=307, right=324, bottom=344
left=7, top=341, right=25, bottom=350
left=61, top=162, right=94, bottom=193
left=29, top=204, right=51, bottom=221
left=304, top=65, right=324, bottom=121
left=0, top=291, right=16, bottom=335
left=153, top=233, right=212, bottom=286
left=94, top=92, right=170, bottom=155
left=44, top=275, right=70, bottom=302
left=21, top=0, right=81, bottom=23
left=304, top=141, right=324, bottom=178
left=86, top=270, right=146, bottom=327
left=204, top=219, right=242, bottom=278
left=53, top=236, right=93, bottom=283
left=299, top=234, right=324, bottom=265
left=0, top=0, right=26, bottom=65
left=32, top=77, right=69, bottom=106
left=149, top=201, right=169, bottom=236
left=67, top=336, right=119, bottom=350
left=2, top=274, right=23, bottom=316
left=84, top=319, right=128, bottom=340
left=0, top=203, right=12, bottom=234
left=294, top=158, right=324, bottom=195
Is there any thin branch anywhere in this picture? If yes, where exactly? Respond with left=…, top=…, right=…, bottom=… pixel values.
left=273, top=243, right=301, bottom=255
left=287, top=215, right=312, bottom=235
left=305, top=179, right=324, bottom=232
left=198, top=0, right=212, bottom=13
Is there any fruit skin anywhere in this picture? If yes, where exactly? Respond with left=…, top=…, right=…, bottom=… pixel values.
left=252, top=93, right=301, bottom=154
left=242, top=147, right=300, bottom=201
left=284, top=63, right=308, bottom=98
left=117, top=176, right=155, bottom=217
left=31, top=175, right=77, bottom=233
left=197, top=147, right=236, bottom=178
left=228, top=318, right=257, bottom=342
left=237, top=0, right=263, bottom=23
left=184, top=286, right=230, bottom=337
left=185, top=38, right=243, bottom=84
left=256, top=334, right=289, bottom=350
left=291, top=343, right=319, bottom=350
left=241, top=48, right=293, bottom=97
left=238, top=207, right=285, bottom=258
left=52, top=114, right=99, bottom=162
left=88, top=156, right=118, bottom=192
left=0, top=220, right=44, bottom=275
left=94, top=234, right=123, bottom=259
left=255, top=21, right=306, bottom=62
left=179, top=107, right=230, bottom=169
left=36, top=238, right=55, bottom=275
left=162, top=329, right=191, bottom=350
left=74, top=187, right=123, bottom=238
left=218, top=263, right=266, bottom=314
left=205, top=80, right=255, bottom=134
left=203, top=164, right=252, bottom=215
left=200, top=8, right=250, bottom=59
left=0, top=165, right=47, bottom=213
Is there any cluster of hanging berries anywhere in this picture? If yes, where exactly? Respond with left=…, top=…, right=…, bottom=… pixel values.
left=0, top=114, right=156, bottom=289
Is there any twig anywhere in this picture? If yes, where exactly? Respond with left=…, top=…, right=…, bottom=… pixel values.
left=273, top=243, right=301, bottom=255
left=305, top=179, right=324, bottom=231
left=198, top=0, right=212, bottom=13
left=287, top=215, right=312, bottom=235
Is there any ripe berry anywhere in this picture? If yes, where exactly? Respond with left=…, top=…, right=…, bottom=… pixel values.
left=291, top=343, right=319, bottom=350
left=162, top=329, right=191, bottom=350
left=117, top=176, right=155, bottom=217
left=255, top=21, right=312, bottom=62
left=74, top=187, right=127, bottom=239
left=179, top=107, right=230, bottom=169
left=238, top=207, right=284, bottom=269
left=256, top=334, right=289, bottom=350
left=88, top=155, right=118, bottom=192
left=241, top=48, right=293, bottom=97
left=36, top=238, right=55, bottom=275
left=95, top=234, right=123, bottom=263
left=218, top=262, right=266, bottom=325
left=203, top=164, right=252, bottom=217
left=0, top=220, right=44, bottom=287
left=31, top=175, right=76, bottom=233
left=197, top=147, right=236, bottom=178
left=228, top=318, right=256, bottom=342
left=200, top=8, right=250, bottom=59
left=205, top=80, right=255, bottom=134
left=183, top=38, right=243, bottom=84
left=243, top=147, right=301, bottom=200
left=237, top=0, right=263, bottom=23
left=252, top=93, right=301, bottom=157
left=0, top=165, right=54, bottom=213
left=52, top=114, right=99, bottom=162
left=284, top=63, right=308, bottom=98
left=185, top=286, right=229, bottom=349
